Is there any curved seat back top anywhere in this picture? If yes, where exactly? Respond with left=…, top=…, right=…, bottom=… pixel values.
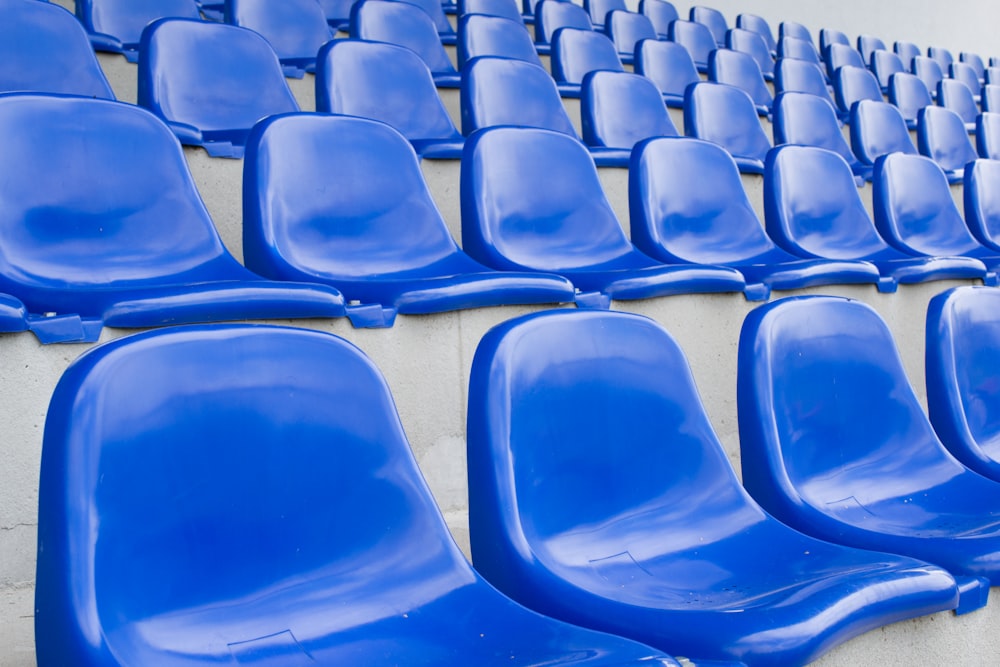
left=0, top=0, right=115, bottom=99
left=895, top=40, right=921, bottom=71
left=137, top=19, right=299, bottom=158
left=888, top=72, right=932, bottom=129
left=457, top=13, right=542, bottom=69
left=467, top=308, right=958, bottom=665
left=224, top=0, right=334, bottom=78
left=822, top=42, right=865, bottom=81
left=913, top=55, right=945, bottom=99
left=315, top=40, right=463, bottom=159
left=963, top=158, right=1000, bottom=253
left=0, top=94, right=345, bottom=343
left=982, top=84, right=1000, bottom=112
left=833, top=65, right=882, bottom=120
left=534, top=0, right=591, bottom=49
left=737, top=13, right=776, bottom=55
left=777, top=35, right=823, bottom=69
left=689, top=4, right=727, bottom=47
left=764, top=144, right=988, bottom=285
left=634, top=38, right=699, bottom=107
left=242, top=114, right=575, bottom=326
left=460, top=126, right=748, bottom=303
left=988, top=67, right=1000, bottom=85
left=709, top=48, right=773, bottom=116
left=977, top=112, right=1000, bottom=160
left=950, top=62, right=983, bottom=101
left=318, top=0, right=356, bottom=29
left=819, top=27, right=850, bottom=53
left=929, top=45, right=955, bottom=72
left=386, top=0, right=457, bottom=44
left=551, top=27, right=623, bottom=91
left=778, top=20, right=813, bottom=45
left=350, top=0, right=459, bottom=86
left=917, top=105, right=978, bottom=181
left=726, top=27, right=775, bottom=81
left=629, top=136, right=882, bottom=296
left=462, top=0, right=525, bottom=23
left=938, top=78, right=979, bottom=127
left=857, top=33, right=887, bottom=64
left=77, top=0, right=201, bottom=63
left=774, top=57, right=832, bottom=101
left=960, top=51, right=987, bottom=82
left=737, top=294, right=1000, bottom=596
left=684, top=82, right=772, bottom=174
left=667, top=18, right=716, bottom=72
left=35, top=323, right=679, bottom=667
left=926, top=286, right=1000, bottom=483
left=583, top=0, right=625, bottom=30
left=639, top=0, right=679, bottom=38
left=773, top=91, right=870, bottom=181
left=605, top=10, right=656, bottom=65
left=849, top=99, right=917, bottom=167
left=871, top=49, right=905, bottom=91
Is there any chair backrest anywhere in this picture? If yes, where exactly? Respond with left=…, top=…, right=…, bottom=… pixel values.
left=894, top=40, right=921, bottom=71
left=850, top=99, right=917, bottom=166
left=690, top=4, right=727, bottom=46
left=917, top=105, right=978, bottom=173
left=583, top=0, right=624, bottom=28
left=857, top=34, right=887, bottom=64
left=773, top=91, right=859, bottom=168
left=823, top=42, right=865, bottom=80
left=315, top=40, right=460, bottom=146
left=976, top=111, right=1000, bottom=159
left=888, top=72, right=933, bottom=125
left=928, top=45, right=955, bottom=72
left=458, top=13, right=543, bottom=68
left=605, top=10, right=656, bottom=61
left=639, top=0, right=678, bottom=38
left=551, top=27, right=623, bottom=85
left=726, top=27, right=774, bottom=80
left=959, top=52, right=986, bottom=82
left=684, top=82, right=772, bottom=170
left=225, top=0, right=332, bottom=67
left=833, top=65, right=883, bottom=117
left=581, top=70, right=678, bottom=150
left=950, top=62, right=982, bottom=97
left=984, top=85, right=1000, bottom=112
left=708, top=48, right=772, bottom=112
left=350, top=0, right=457, bottom=75
left=461, top=0, right=524, bottom=22
left=819, top=27, right=850, bottom=52
left=461, top=56, right=577, bottom=137
left=387, top=0, right=456, bottom=38
left=988, top=67, right=1000, bottom=85
left=77, top=0, right=200, bottom=58
left=779, top=20, right=813, bottom=45
left=318, top=0, right=358, bottom=26
left=0, top=0, right=115, bottom=98
left=964, top=158, right=1000, bottom=251
left=534, top=0, right=591, bottom=45
left=913, top=56, right=945, bottom=97
left=777, top=35, right=822, bottom=67
left=634, top=38, right=699, bottom=104
left=630, top=136, right=779, bottom=264
left=774, top=57, right=831, bottom=99
left=667, top=18, right=716, bottom=70
left=736, top=13, right=776, bottom=54
left=872, top=49, right=905, bottom=90
left=938, top=78, right=979, bottom=124
left=764, top=145, right=896, bottom=259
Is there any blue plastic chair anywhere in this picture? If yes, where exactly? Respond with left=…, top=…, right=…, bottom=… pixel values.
left=764, top=145, right=990, bottom=286
left=461, top=0, right=524, bottom=22
left=773, top=91, right=870, bottom=182
left=551, top=27, right=623, bottom=96
left=604, top=10, right=656, bottom=66
left=960, top=52, right=987, bottom=83
left=777, top=35, right=823, bottom=70
left=224, top=0, right=334, bottom=77
left=888, top=72, right=933, bottom=130
left=630, top=136, right=884, bottom=298
left=684, top=82, right=772, bottom=174
left=0, top=93, right=345, bottom=343
left=708, top=48, right=772, bottom=116
left=317, top=0, right=356, bottom=30
left=917, top=105, right=978, bottom=182
left=736, top=13, right=776, bottom=55
left=913, top=55, right=945, bottom=100
left=871, top=49, right=905, bottom=92
left=850, top=99, right=917, bottom=169
left=243, top=114, right=576, bottom=326
left=667, top=18, right=715, bottom=73
left=467, top=308, right=959, bottom=665
left=582, top=0, right=624, bottom=30
left=823, top=42, right=865, bottom=81
left=833, top=65, right=883, bottom=121
left=778, top=20, right=813, bottom=45
left=938, top=78, right=979, bottom=130
left=35, top=323, right=680, bottom=667
left=926, top=286, right=1000, bottom=483
left=857, top=34, right=887, bottom=65
left=534, top=0, right=591, bottom=54
left=350, top=0, right=460, bottom=86
left=638, top=0, right=678, bottom=38
left=738, top=294, right=1000, bottom=603
left=988, top=67, right=1000, bottom=85
left=315, top=40, right=463, bottom=159
left=773, top=57, right=833, bottom=102
left=634, top=38, right=699, bottom=108
left=76, top=0, right=201, bottom=63
left=976, top=112, right=1000, bottom=159
left=872, top=152, right=1000, bottom=274
left=819, top=27, right=850, bottom=53
left=386, top=0, right=457, bottom=44
left=950, top=62, right=983, bottom=103
left=929, top=45, right=956, bottom=73
left=982, top=85, right=1000, bottom=112
left=0, top=0, right=115, bottom=99
left=461, top=126, right=748, bottom=306
left=895, top=40, right=921, bottom=71
left=689, top=4, right=726, bottom=47
left=962, top=159, right=1000, bottom=252
left=137, top=19, right=299, bottom=158
left=726, top=28, right=774, bottom=81
left=457, top=13, right=542, bottom=69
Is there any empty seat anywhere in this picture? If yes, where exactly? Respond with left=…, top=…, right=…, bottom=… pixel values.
left=689, top=4, right=726, bottom=47
left=667, top=18, right=715, bottom=73
left=871, top=49, right=905, bottom=92
left=460, top=0, right=524, bottom=23
left=736, top=13, right=776, bottom=55
left=315, top=40, right=463, bottom=159
left=938, top=78, right=979, bottom=130
left=0, top=0, right=115, bottom=99
left=819, top=27, right=850, bottom=52
left=317, top=0, right=356, bottom=30
left=630, top=136, right=884, bottom=297
left=76, top=0, right=201, bottom=63
left=926, top=286, right=1000, bottom=483
left=777, top=35, right=823, bottom=70
left=764, top=144, right=989, bottom=285
left=960, top=52, right=987, bottom=83
left=350, top=0, right=460, bottom=86
left=778, top=20, right=813, bottom=45
left=138, top=19, right=299, bottom=158
left=872, top=152, right=1000, bottom=274
left=35, top=323, right=679, bottom=666
left=639, top=0, right=678, bottom=38
left=857, top=34, right=887, bottom=64
left=685, top=82, right=772, bottom=174
left=0, top=94, right=346, bottom=343
left=895, top=40, right=921, bottom=71
left=534, top=0, right=591, bottom=54
left=738, top=294, right=1000, bottom=597
left=225, top=0, right=334, bottom=77
left=386, top=0, right=457, bottom=44
left=823, top=42, right=865, bottom=81
left=962, top=158, right=1000, bottom=253
left=243, top=114, right=576, bottom=326
left=950, top=62, right=983, bottom=102
left=726, top=28, right=775, bottom=81
left=928, top=45, right=955, bottom=73
left=982, top=84, right=1000, bottom=112
left=604, top=10, right=656, bottom=65
left=467, top=308, right=958, bottom=665
left=582, top=0, right=624, bottom=30
left=888, top=72, right=933, bottom=130
left=708, top=48, right=772, bottom=116
left=976, top=112, right=1000, bottom=159
left=833, top=65, right=882, bottom=121
left=917, top=105, right=978, bottom=182
left=551, top=28, right=623, bottom=96
left=850, top=99, right=917, bottom=170
left=774, top=57, right=833, bottom=102
left=457, top=14, right=543, bottom=69
left=913, top=55, right=945, bottom=100
left=634, top=38, right=699, bottom=108
left=773, top=91, right=871, bottom=182
left=461, top=126, right=748, bottom=305
left=988, top=67, right=1000, bottom=85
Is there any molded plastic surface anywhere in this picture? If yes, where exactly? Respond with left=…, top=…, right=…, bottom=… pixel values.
left=467, top=308, right=958, bottom=666
left=639, top=0, right=678, bottom=38
left=962, top=158, right=1000, bottom=252
left=774, top=58, right=832, bottom=100
left=461, top=126, right=748, bottom=302
left=726, top=28, right=774, bottom=81
left=581, top=71, right=678, bottom=166
left=708, top=48, right=772, bottom=116
left=913, top=56, right=945, bottom=99
left=960, top=52, right=986, bottom=82
left=243, top=114, right=575, bottom=323
left=225, top=0, right=334, bottom=77
left=738, top=295, right=1000, bottom=586
left=77, top=0, right=201, bottom=63
left=1, top=0, right=115, bottom=98
left=736, top=13, right=776, bottom=55
left=823, top=42, right=865, bottom=81
left=315, top=40, right=463, bottom=159
left=979, top=110, right=1000, bottom=158
left=462, top=0, right=525, bottom=23
left=779, top=20, right=812, bottom=44
left=950, top=62, right=982, bottom=102
left=634, top=39, right=699, bottom=107
left=387, top=0, right=457, bottom=43
left=850, top=99, right=917, bottom=166
left=778, top=36, right=822, bottom=68
left=872, top=50, right=905, bottom=91
left=551, top=28, right=623, bottom=94
left=36, top=323, right=679, bottom=666
left=137, top=18, right=299, bottom=158
left=605, top=10, right=656, bottom=65
left=534, top=0, right=591, bottom=49
left=833, top=65, right=882, bottom=120
left=929, top=45, right=956, bottom=72
left=583, top=0, right=624, bottom=29
left=819, top=28, right=850, bottom=52
left=629, top=136, right=883, bottom=297
left=773, top=91, right=871, bottom=182
left=690, top=4, right=727, bottom=46
left=684, top=82, right=771, bottom=174
left=857, top=34, right=887, bottom=64
left=888, top=72, right=933, bottom=130
left=318, top=0, right=355, bottom=29
left=764, top=144, right=989, bottom=285
left=917, top=105, right=978, bottom=181
left=982, top=85, right=1000, bottom=113
left=895, top=40, right=921, bottom=71
left=938, top=78, right=979, bottom=128
left=667, top=19, right=716, bottom=72
left=458, top=13, right=542, bottom=69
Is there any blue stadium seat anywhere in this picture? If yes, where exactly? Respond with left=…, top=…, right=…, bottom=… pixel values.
left=0, top=94, right=345, bottom=343
left=988, top=67, right=1000, bottom=85
left=774, top=57, right=834, bottom=102
left=929, top=45, right=955, bottom=73
left=833, top=65, right=882, bottom=121
left=638, top=0, right=677, bottom=38
left=461, top=126, right=748, bottom=306
left=461, top=0, right=524, bottom=22
left=708, top=48, right=773, bottom=116
left=667, top=18, right=715, bottom=73
left=137, top=19, right=299, bottom=158
left=350, top=0, right=460, bottom=86
left=888, top=72, right=933, bottom=129
left=0, top=0, right=115, bottom=99
left=950, top=62, right=983, bottom=102
left=963, top=158, right=1000, bottom=251
left=314, top=40, right=463, bottom=159
left=960, top=51, right=987, bottom=83
left=76, top=0, right=201, bottom=63
left=736, top=13, right=776, bottom=55
left=850, top=99, right=917, bottom=169
left=895, top=40, right=921, bottom=71
left=726, top=27, right=775, bottom=81
left=819, top=27, right=850, bottom=53
left=913, top=55, right=945, bottom=100
left=684, top=82, right=772, bottom=174
left=983, top=84, right=1000, bottom=112
left=857, top=34, right=887, bottom=65
left=872, top=152, right=1000, bottom=274
left=634, top=38, right=699, bottom=107
left=938, top=78, right=979, bottom=130
left=871, top=49, right=905, bottom=92
left=551, top=27, right=623, bottom=96
left=777, top=35, right=823, bottom=71
left=224, top=0, right=334, bottom=77
left=604, top=10, right=656, bottom=65
left=630, top=136, right=884, bottom=297
left=773, top=91, right=871, bottom=182
left=778, top=20, right=813, bottom=45
left=976, top=112, right=1000, bottom=159
left=386, top=0, right=457, bottom=44
left=738, top=294, right=1000, bottom=604
left=689, top=4, right=727, bottom=47
left=764, top=145, right=990, bottom=286
left=926, top=286, right=1000, bottom=483
left=317, top=0, right=356, bottom=30
left=823, top=42, right=865, bottom=81
left=534, top=0, right=591, bottom=55
left=582, top=0, right=624, bottom=30
left=467, top=308, right=958, bottom=665
left=242, top=114, right=576, bottom=326
left=917, top=105, right=978, bottom=182
left=35, top=323, right=679, bottom=667
left=457, top=13, right=542, bottom=69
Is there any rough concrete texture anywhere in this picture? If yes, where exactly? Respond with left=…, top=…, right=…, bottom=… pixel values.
left=96, top=53, right=137, bottom=105
left=286, top=73, right=316, bottom=112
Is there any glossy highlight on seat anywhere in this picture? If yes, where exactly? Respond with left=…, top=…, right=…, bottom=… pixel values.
left=77, top=0, right=201, bottom=63
left=773, top=91, right=870, bottom=181
left=685, top=82, right=772, bottom=174
left=225, top=0, right=334, bottom=78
